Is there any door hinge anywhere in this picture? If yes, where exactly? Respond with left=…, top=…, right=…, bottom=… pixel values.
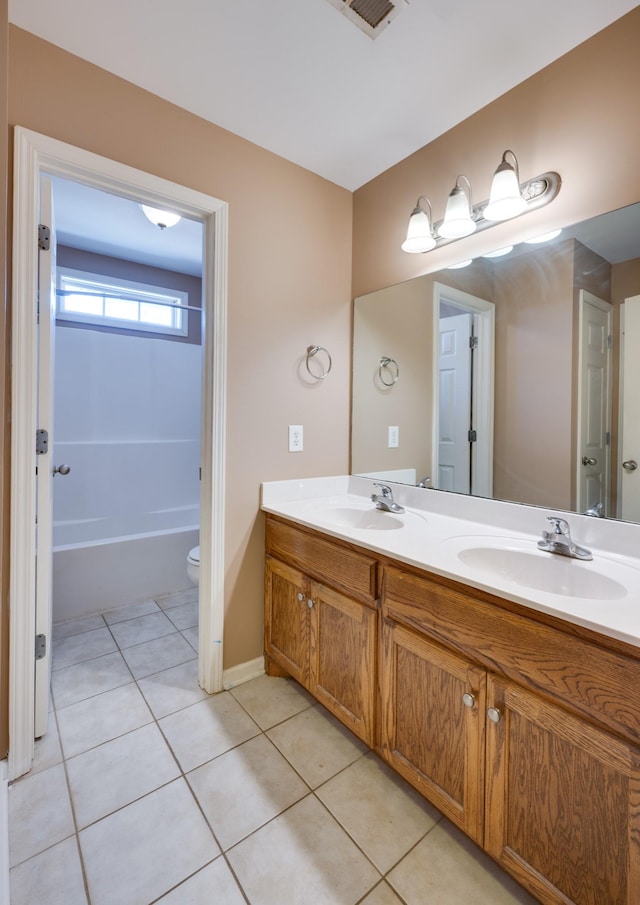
left=468, top=429, right=477, bottom=443
left=35, top=634, right=47, bottom=661
left=469, top=335, right=478, bottom=349
left=607, top=334, right=613, bottom=349
left=38, top=224, right=51, bottom=251
left=605, top=431, right=611, bottom=446
left=36, top=428, right=49, bottom=455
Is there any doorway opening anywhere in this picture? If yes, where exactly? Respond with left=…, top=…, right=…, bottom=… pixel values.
left=431, top=282, right=495, bottom=498
left=10, top=127, right=228, bottom=780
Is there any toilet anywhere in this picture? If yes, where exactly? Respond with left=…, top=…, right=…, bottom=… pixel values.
left=187, top=545, right=200, bottom=585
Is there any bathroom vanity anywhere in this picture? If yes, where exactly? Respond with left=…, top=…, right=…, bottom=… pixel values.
left=262, top=477, right=640, bottom=905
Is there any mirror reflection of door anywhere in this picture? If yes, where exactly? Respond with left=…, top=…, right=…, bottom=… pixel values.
left=620, top=295, right=640, bottom=521
left=577, top=290, right=612, bottom=516
left=437, top=312, right=472, bottom=492
left=432, top=283, right=495, bottom=498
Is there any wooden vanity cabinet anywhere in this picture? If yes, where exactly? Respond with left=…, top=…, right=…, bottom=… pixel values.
left=381, top=564, right=640, bottom=905
left=380, top=617, right=487, bottom=843
left=264, top=515, right=640, bottom=905
left=264, top=517, right=377, bottom=745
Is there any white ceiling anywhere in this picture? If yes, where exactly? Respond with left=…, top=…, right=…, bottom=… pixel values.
left=14, top=1, right=640, bottom=276
left=9, top=0, right=639, bottom=191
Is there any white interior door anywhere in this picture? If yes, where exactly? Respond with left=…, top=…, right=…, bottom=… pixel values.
left=34, top=177, right=57, bottom=737
left=621, top=295, right=640, bottom=521
left=577, top=290, right=612, bottom=515
left=437, top=313, right=471, bottom=493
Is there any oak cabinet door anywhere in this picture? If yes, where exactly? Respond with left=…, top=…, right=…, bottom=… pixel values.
left=379, top=619, right=486, bottom=843
left=485, top=675, right=640, bottom=905
left=264, top=556, right=309, bottom=687
left=309, top=581, right=376, bottom=746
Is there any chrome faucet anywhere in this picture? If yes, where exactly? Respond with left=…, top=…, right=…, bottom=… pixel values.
left=371, top=483, right=405, bottom=513
left=583, top=502, right=604, bottom=518
left=537, top=516, right=592, bottom=561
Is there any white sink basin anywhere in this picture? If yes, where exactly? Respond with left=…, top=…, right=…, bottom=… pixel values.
left=442, top=535, right=639, bottom=600
left=315, top=506, right=405, bottom=531
left=290, top=496, right=422, bottom=531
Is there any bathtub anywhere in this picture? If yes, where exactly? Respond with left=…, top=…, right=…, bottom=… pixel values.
left=52, top=505, right=199, bottom=622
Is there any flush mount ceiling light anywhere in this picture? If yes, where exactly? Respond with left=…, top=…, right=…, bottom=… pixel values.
left=401, top=150, right=561, bottom=254
left=140, top=204, right=181, bottom=230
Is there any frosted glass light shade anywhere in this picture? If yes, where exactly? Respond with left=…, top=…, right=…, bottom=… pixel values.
left=401, top=206, right=436, bottom=253
left=483, top=154, right=527, bottom=221
left=140, top=204, right=181, bottom=229
left=438, top=184, right=476, bottom=239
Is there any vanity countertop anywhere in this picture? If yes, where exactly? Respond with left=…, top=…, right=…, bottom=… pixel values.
left=261, top=475, right=640, bottom=650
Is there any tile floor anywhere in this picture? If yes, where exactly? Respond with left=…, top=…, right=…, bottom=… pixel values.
left=8, top=589, right=539, bottom=905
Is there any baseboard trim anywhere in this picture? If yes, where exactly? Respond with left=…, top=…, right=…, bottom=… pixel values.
left=222, top=656, right=265, bottom=690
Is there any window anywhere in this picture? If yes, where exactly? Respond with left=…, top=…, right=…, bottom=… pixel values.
left=57, top=268, right=189, bottom=337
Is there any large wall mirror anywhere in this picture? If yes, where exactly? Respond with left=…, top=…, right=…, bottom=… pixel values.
left=352, top=202, right=640, bottom=524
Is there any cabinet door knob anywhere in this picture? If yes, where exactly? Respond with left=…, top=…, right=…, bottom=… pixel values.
left=462, top=692, right=475, bottom=708
left=297, top=592, right=305, bottom=602
left=307, top=599, right=315, bottom=609
left=487, top=707, right=502, bottom=724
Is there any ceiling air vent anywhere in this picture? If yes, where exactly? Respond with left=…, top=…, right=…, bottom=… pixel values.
left=326, top=0, right=409, bottom=39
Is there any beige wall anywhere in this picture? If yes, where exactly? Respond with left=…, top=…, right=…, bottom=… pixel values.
left=7, top=26, right=353, bottom=672
left=352, top=7, right=640, bottom=299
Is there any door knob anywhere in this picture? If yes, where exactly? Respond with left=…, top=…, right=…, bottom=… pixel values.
left=53, top=464, right=71, bottom=476
left=307, top=599, right=315, bottom=609
left=462, top=692, right=475, bottom=708
left=487, top=707, right=502, bottom=724
left=623, top=460, right=638, bottom=471
left=297, top=592, right=305, bottom=602
left=581, top=456, right=597, bottom=466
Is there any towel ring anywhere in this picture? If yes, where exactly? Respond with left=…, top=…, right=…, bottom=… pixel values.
left=306, top=345, right=332, bottom=380
left=379, top=357, right=399, bottom=387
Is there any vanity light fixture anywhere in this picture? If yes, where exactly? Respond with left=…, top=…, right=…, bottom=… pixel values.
left=438, top=175, right=476, bottom=239
left=483, top=150, right=527, bottom=221
left=401, top=196, right=436, bottom=253
left=401, top=150, right=561, bottom=254
left=140, top=204, right=181, bottom=230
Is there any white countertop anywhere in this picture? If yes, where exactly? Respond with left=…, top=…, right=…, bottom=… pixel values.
left=261, top=476, right=640, bottom=650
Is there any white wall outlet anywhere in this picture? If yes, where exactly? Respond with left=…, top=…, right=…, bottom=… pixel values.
left=288, top=424, right=303, bottom=452
left=388, top=425, right=399, bottom=448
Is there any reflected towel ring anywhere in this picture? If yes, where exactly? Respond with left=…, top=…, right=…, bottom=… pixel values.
left=306, top=345, right=332, bottom=380
left=379, top=357, right=399, bottom=387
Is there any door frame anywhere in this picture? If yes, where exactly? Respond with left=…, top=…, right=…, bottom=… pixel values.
left=432, top=282, right=495, bottom=499
left=9, top=127, right=228, bottom=780
left=575, top=289, right=612, bottom=515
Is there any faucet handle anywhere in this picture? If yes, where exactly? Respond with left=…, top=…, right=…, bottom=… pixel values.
left=373, top=482, right=392, bottom=497
left=547, top=516, right=570, bottom=535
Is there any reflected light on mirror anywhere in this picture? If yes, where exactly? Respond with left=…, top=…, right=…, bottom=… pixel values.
left=447, top=259, right=473, bottom=269
left=482, top=245, right=514, bottom=258
left=524, top=229, right=563, bottom=244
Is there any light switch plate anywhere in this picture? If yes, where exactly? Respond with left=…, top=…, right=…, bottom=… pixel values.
left=388, top=426, right=399, bottom=448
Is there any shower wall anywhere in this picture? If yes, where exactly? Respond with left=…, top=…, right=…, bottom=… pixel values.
left=52, top=251, right=202, bottom=619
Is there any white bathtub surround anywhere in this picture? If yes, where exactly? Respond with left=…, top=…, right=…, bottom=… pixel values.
left=52, top=324, right=202, bottom=620
left=261, top=476, right=640, bottom=649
